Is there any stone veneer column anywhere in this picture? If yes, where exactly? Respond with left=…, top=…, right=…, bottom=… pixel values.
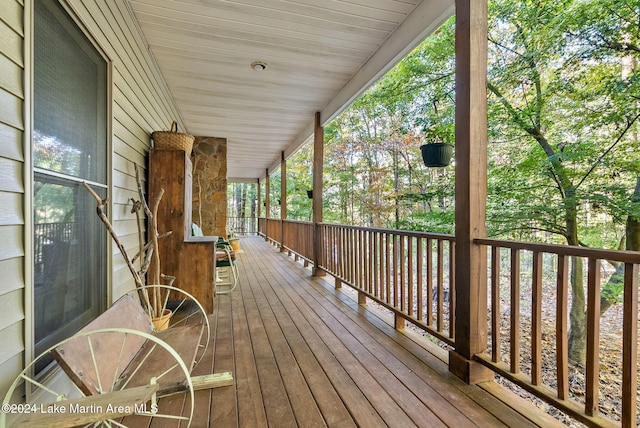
left=191, top=136, right=227, bottom=238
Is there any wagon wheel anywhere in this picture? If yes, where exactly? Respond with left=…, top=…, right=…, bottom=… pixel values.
left=1, top=328, right=194, bottom=428
left=126, top=284, right=211, bottom=368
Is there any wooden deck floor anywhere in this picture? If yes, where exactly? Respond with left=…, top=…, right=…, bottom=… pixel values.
left=171, top=236, right=564, bottom=428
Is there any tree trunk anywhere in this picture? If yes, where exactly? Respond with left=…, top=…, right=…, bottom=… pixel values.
left=568, top=256, right=586, bottom=364
left=564, top=189, right=587, bottom=365
left=239, top=183, right=247, bottom=234
left=626, top=176, right=640, bottom=250
left=600, top=175, right=640, bottom=314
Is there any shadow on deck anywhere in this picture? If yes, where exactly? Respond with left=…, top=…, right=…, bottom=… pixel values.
left=171, top=236, right=564, bottom=427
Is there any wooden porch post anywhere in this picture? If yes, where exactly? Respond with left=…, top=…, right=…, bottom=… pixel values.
left=312, top=112, right=326, bottom=277
left=257, top=178, right=262, bottom=218
left=449, top=0, right=493, bottom=384
left=263, top=170, right=271, bottom=241
left=280, top=151, right=287, bottom=251
left=265, top=168, right=271, bottom=217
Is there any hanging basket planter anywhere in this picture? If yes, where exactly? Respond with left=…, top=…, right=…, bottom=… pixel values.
left=420, top=143, right=454, bottom=167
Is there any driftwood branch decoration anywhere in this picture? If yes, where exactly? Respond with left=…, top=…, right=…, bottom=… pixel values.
left=83, top=181, right=152, bottom=313
left=84, top=162, right=173, bottom=318
left=132, top=163, right=166, bottom=316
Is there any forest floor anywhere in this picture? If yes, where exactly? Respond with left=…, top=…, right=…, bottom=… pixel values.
left=489, top=301, right=633, bottom=427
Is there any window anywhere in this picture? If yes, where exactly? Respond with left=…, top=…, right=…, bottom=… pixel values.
left=33, top=0, right=108, bottom=359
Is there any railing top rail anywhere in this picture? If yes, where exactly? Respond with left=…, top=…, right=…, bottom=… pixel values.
left=280, top=219, right=314, bottom=225
left=476, top=237, right=640, bottom=264
left=319, top=223, right=455, bottom=241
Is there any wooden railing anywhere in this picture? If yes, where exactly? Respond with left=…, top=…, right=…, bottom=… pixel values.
left=319, top=223, right=456, bottom=346
left=282, top=220, right=315, bottom=263
left=262, top=218, right=282, bottom=245
left=259, top=217, right=639, bottom=427
left=228, top=216, right=258, bottom=236
left=475, top=238, right=639, bottom=428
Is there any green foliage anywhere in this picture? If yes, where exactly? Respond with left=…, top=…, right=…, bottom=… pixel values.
left=281, top=0, right=639, bottom=261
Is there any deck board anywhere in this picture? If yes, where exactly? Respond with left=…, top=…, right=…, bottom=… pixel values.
left=248, top=270, right=328, bottom=427
left=150, top=236, right=564, bottom=427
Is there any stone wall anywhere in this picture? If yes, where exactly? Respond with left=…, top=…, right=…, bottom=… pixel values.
left=191, top=136, right=227, bottom=237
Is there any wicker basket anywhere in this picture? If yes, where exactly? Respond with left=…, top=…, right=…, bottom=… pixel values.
left=152, top=121, right=194, bottom=155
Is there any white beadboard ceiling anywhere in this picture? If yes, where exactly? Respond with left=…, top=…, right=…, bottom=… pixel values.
left=127, top=0, right=454, bottom=180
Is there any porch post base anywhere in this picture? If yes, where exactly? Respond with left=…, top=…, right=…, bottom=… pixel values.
left=358, top=291, right=367, bottom=306
left=394, top=314, right=405, bottom=330
left=449, top=351, right=493, bottom=385
left=312, top=266, right=326, bottom=277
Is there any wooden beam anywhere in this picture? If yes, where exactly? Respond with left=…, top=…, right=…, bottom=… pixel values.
left=622, top=263, right=638, bottom=427
left=449, top=0, right=492, bottom=384
left=257, top=178, right=262, bottom=218
left=265, top=168, right=270, bottom=219
left=556, top=254, right=569, bottom=400
left=281, top=151, right=287, bottom=251
left=281, top=151, right=287, bottom=221
left=313, top=112, right=326, bottom=277
left=191, top=372, right=234, bottom=390
left=312, top=112, right=323, bottom=224
left=585, top=258, right=601, bottom=416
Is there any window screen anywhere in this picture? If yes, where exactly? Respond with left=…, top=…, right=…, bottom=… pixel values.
left=33, top=0, right=107, bottom=360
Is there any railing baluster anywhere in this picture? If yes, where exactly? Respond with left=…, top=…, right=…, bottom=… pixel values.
left=426, top=238, right=433, bottom=327
left=357, top=228, right=361, bottom=287
left=371, top=231, right=377, bottom=297
left=360, top=229, right=366, bottom=290
left=376, top=232, right=382, bottom=299
left=363, top=229, right=367, bottom=291
left=370, top=231, right=375, bottom=298
left=358, top=229, right=363, bottom=289
left=340, top=227, right=345, bottom=279
left=342, top=227, right=347, bottom=282
left=556, top=254, right=569, bottom=400
left=417, top=237, right=423, bottom=322
left=408, top=236, right=414, bottom=317
left=531, top=251, right=542, bottom=386
left=368, top=230, right=372, bottom=296
left=392, top=234, right=398, bottom=308
left=400, top=235, right=406, bottom=312
left=491, top=246, right=501, bottom=363
left=448, top=241, right=455, bottom=340
left=360, top=230, right=365, bottom=292
left=622, top=262, right=638, bottom=427
left=510, top=248, right=520, bottom=374
left=350, top=228, right=355, bottom=285
left=437, top=239, right=444, bottom=332
left=585, top=258, right=601, bottom=417
left=385, top=232, right=391, bottom=305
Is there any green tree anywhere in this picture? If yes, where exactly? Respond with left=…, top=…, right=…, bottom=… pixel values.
left=486, top=0, right=640, bottom=363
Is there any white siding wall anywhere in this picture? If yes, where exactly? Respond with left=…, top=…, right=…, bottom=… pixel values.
left=0, top=0, right=184, bottom=398
left=0, top=0, right=27, bottom=399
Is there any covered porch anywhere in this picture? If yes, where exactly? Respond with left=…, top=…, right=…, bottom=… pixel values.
left=178, top=235, right=562, bottom=427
